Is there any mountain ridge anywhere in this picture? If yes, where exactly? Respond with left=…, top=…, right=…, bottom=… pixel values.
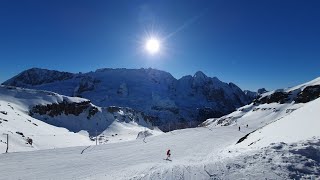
left=2, top=67, right=255, bottom=130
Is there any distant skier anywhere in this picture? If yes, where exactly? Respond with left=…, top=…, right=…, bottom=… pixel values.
left=246, top=124, right=248, bottom=128
left=166, top=149, right=171, bottom=160
left=238, top=126, right=240, bottom=131
left=27, top=137, right=33, bottom=145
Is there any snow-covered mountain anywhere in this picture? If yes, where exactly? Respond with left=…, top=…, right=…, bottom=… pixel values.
left=203, top=77, right=320, bottom=127
left=0, top=85, right=161, bottom=152
left=243, top=88, right=268, bottom=100
left=2, top=68, right=254, bottom=130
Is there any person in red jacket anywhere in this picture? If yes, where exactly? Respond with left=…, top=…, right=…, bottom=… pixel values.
left=166, top=149, right=171, bottom=160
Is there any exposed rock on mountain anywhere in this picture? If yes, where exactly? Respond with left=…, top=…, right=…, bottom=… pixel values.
left=254, top=84, right=320, bottom=104
left=244, top=88, right=268, bottom=100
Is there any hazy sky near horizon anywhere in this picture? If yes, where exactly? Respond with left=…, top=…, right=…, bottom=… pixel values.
left=0, top=0, right=320, bottom=91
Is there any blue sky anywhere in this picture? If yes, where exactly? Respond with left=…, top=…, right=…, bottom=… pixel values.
left=0, top=0, right=319, bottom=91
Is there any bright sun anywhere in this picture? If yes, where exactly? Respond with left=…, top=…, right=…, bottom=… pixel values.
left=145, top=38, right=160, bottom=54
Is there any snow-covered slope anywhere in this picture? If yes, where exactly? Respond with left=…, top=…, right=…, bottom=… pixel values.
left=203, top=76, right=320, bottom=128
left=0, top=95, right=319, bottom=179
left=0, top=85, right=161, bottom=152
left=2, top=68, right=254, bottom=130
left=0, top=99, right=94, bottom=152
left=237, top=97, right=320, bottom=147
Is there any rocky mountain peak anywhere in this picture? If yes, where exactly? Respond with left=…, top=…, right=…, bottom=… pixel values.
left=257, top=88, right=268, bottom=94
left=2, top=68, right=74, bottom=87
left=193, top=71, right=207, bottom=79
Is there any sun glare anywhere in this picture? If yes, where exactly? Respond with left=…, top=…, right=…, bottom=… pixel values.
left=145, top=38, right=160, bottom=54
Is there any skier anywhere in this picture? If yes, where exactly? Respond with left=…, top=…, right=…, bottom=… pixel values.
left=238, top=126, right=240, bottom=131
left=166, top=149, right=171, bottom=160
left=27, top=137, right=33, bottom=145
left=246, top=124, right=248, bottom=128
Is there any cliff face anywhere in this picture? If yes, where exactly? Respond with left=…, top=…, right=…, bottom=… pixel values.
left=29, top=100, right=97, bottom=119
left=3, top=68, right=254, bottom=129
left=254, top=85, right=320, bottom=104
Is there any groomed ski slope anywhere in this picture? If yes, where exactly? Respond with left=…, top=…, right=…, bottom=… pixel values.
left=0, top=98, right=319, bottom=179
left=0, top=126, right=244, bottom=180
